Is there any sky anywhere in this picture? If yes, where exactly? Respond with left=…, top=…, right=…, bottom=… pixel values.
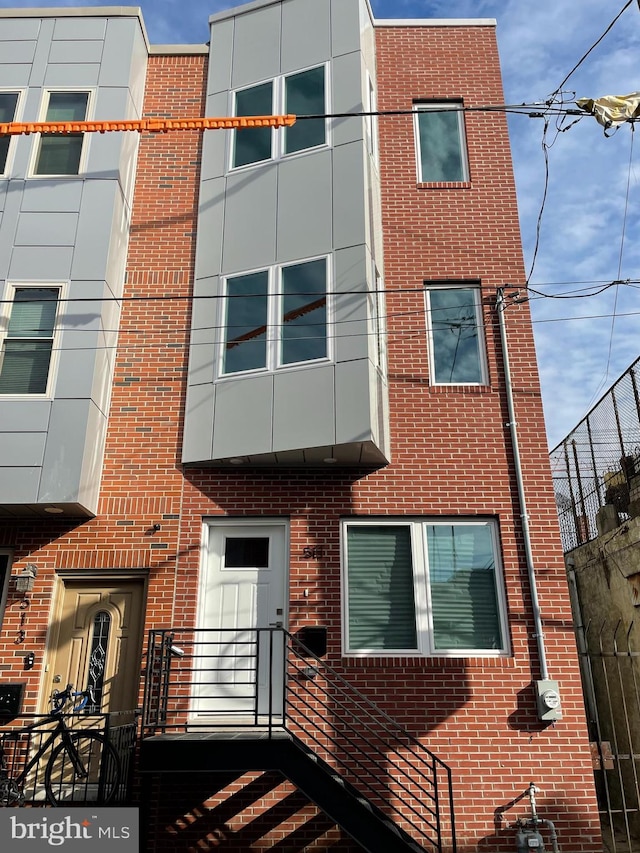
left=2, top=0, right=639, bottom=449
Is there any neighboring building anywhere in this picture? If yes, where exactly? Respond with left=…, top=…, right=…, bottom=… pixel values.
left=551, top=356, right=640, bottom=852
left=0, top=2, right=601, bottom=851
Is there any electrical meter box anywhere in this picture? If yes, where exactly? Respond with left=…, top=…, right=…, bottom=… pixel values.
left=535, top=679, right=562, bottom=722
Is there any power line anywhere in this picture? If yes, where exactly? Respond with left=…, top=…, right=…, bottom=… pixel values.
left=549, top=0, right=637, bottom=98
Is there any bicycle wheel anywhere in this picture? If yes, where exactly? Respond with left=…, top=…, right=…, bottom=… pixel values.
left=0, top=774, right=24, bottom=806
left=44, top=732, right=121, bottom=806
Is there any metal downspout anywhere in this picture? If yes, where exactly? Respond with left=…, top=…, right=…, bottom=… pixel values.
left=496, top=288, right=549, bottom=680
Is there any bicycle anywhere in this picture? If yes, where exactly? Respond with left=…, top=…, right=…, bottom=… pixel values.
left=0, top=684, right=121, bottom=806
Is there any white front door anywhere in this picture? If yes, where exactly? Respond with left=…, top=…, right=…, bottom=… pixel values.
left=193, top=521, right=288, bottom=719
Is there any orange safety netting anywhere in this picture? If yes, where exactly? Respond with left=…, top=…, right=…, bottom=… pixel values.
left=0, top=114, right=297, bottom=135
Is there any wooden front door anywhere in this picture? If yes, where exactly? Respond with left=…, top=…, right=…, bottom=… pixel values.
left=44, top=579, right=145, bottom=714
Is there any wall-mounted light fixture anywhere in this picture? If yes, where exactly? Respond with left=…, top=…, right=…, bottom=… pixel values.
left=15, top=564, right=37, bottom=595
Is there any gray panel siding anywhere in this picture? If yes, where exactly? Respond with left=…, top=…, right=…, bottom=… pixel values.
left=0, top=467, right=41, bottom=503
left=0, top=12, right=147, bottom=512
left=212, top=375, right=274, bottom=460
left=231, top=5, right=281, bottom=89
left=195, top=176, right=225, bottom=276
left=28, top=19, right=54, bottom=88
left=182, top=383, right=216, bottom=464
left=9, top=246, right=74, bottom=279
left=335, top=359, right=374, bottom=444
left=52, top=18, right=107, bottom=41
left=48, top=40, right=104, bottom=65
left=200, top=94, right=228, bottom=180
left=222, top=164, right=278, bottom=272
left=0, top=433, right=46, bottom=467
left=208, top=17, right=234, bottom=95
left=14, top=211, right=78, bottom=246
left=333, top=246, right=369, bottom=363
left=272, top=366, right=334, bottom=451
left=331, top=51, right=365, bottom=149
left=276, top=151, right=332, bottom=262
left=0, top=19, right=40, bottom=41
left=281, top=0, right=330, bottom=74
left=0, top=400, right=51, bottom=433
left=333, top=141, right=366, bottom=249
left=20, top=181, right=83, bottom=212
left=184, top=0, right=386, bottom=465
left=38, top=398, right=91, bottom=503
left=0, top=40, right=37, bottom=65
left=44, top=63, right=100, bottom=87
left=331, top=0, right=362, bottom=58
left=71, top=181, right=122, bottom=280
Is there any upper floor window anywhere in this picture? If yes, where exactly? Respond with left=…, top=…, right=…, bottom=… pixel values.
left=414, top=102, right=468, bottom=183
left=0, top=286, right=60, bottom=395
left=424, top=284, right=486, bottom=385
left=232, top=65, right=327, bottom=169
left=343, top=519, right=508, bottom=656
left=34, top=91, right=89, bottom=176
left=221, top=257, right=329, bottom=376
left=0, top=92, right=19, bottom=174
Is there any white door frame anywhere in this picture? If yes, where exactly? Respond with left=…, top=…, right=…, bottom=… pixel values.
left=192, top=517, right=289, bottom=720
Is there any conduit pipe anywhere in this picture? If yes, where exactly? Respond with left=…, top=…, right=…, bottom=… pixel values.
left=496, top=288, right=549, bottom=680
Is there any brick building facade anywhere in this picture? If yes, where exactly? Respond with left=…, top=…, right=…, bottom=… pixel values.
left=0, top=2, right=601, bottom=851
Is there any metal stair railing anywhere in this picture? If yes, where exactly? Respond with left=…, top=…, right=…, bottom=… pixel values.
left=142, top=627, right=456, bottom=853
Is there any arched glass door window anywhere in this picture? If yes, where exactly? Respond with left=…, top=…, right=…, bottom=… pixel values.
left=86, top=610, right=111, bottom=712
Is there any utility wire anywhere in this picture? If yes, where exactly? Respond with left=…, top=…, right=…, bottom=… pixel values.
left=549, top=0, right=637, bottom=98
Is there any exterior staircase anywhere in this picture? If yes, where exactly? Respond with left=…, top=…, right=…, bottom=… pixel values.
left=140, top=628, right=456, bottom=853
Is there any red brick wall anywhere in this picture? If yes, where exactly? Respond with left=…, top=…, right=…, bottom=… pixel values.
left=0, top=26, right=601, bottom=853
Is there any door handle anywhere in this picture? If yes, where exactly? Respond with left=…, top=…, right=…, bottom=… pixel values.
left=269, top=621, right=283, bottom=628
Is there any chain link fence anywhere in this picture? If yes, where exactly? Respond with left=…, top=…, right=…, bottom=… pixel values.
left=550, top=356, right=640, bottom=553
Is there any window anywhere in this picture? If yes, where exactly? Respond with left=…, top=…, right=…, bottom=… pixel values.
left=369, top=266, right=386, bottom=375
left=414, top=102, right=468, bottom=182
left=365, top=75, right=378, bottom=161
left=425, top=285, right=486, bottom=385
left=0, top=287, right=60, bottom=394
left=34, top=91, right=89, bottom=175
left=221, top=257, right=328, bottom=375
left=343, top=519, right=508, bottom=656
left=0, top=92, right=19, bottom=174
left=232, top=66, right=327, bottom=169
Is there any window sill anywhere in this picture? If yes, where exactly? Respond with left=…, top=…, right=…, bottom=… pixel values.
left=342, top=654, right=513, bottom=669
left=417, top=181, right=471, bottom=190
left=426, top=384, right=492, bottom=394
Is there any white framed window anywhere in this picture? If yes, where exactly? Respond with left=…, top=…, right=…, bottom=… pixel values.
left=364, top=74, right=378, bottom=162
left=0, top=551, right=10, bottom=628
left=33, top=90, right=91, bottom=176
left=0, top=284, right=62, bottom=395
left=369, top=265, right=386, bottom=376
left=342, top=518, right=509, bottom=657
left=0, top=91, right=22, bottom=175
left=424, top=284, right=487, bottom=385
left=220, top=256, right=330, bottom=376
left=231, top=64, right=328, bottom=170
left=414, top=101, right=469, bottom=183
